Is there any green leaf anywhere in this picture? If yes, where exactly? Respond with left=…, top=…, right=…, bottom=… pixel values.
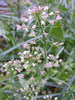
left=0, top=91, right=7, bottom=100
left=50, top=21, right=64, bottom=41
left=19, top=79, right=31, bottom=88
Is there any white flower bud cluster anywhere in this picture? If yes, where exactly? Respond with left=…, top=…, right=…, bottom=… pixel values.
left=43, top=95, right=52, bottom=99
left=45, top=54, right=62, bottom=68
left=52, top=42, right=64, bottom=46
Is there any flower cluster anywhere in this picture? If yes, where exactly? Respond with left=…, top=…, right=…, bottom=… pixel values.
left=16, top=5, right=62, bottom=38
left=28, top=6, right=43, bottom=14
left=2, top=44, right=62, bottom=99
left=45, top=54, right=62, bottom=68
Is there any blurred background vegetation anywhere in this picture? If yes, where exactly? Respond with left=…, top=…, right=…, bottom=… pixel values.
left=0, top=0, right=75, bottom=100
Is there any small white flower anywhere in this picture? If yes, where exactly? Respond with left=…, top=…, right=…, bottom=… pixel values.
left=44, top=62, right=53, bottom=68
left=24, top=51, right=29, bottom=54
left=14, top=94, right=17, bottom=96
left=8, top=61, right=12, bottom=64
left=56, top=10, right=60, bottom=14
left=4, top=69, right=7, bottom=71
left=29, top=76, right=35, bottom=81
left=26, top=97, right=29, bottom=100
left=25, top=28, right=28, bottom=32
left=49, top=12, right=54, bottom=15
left=24, top=85, right=29, bottom=90
left=41, top=14, right=48, bottom=19
left=31, top=98, right=34, bottom=100
left=59, top=42, right=64, bottom=45
left=31, top=84, right=34, bottom=87
left=52, top=42, right=58, bottom=46
left=16, top=24, right=21, bottom=30
left=41, top=20, right=45, bottom=25
left=26, top=61, right=29, bottom=64
left=56, top=15, right=62, bottom=20
left=3, top=63, right=7, bottom=68
left=20, top=88, right=24, bottom=92
left=32, top=63, right=36, bottom=67
left=42, top=12, right=46, bottom=15
left=23, top=64, right=28, bottom=69
left=17, top=74, right=24, bottom=79
left=43, top=96, right=46, bottom=99
left=34, top=51, right=38, bottom=55
left=23, top=96, right=26, bottom=98
left=47, top=56, right=50, bottom=59
left=28, top=9, right=32, bottom=14
left=53, top=61, right=59, bottom=67
left=46, top=95, right=49, bottom=98
left=32, top=87, right=35, bottom=91
left=49, top=20, right=55, bottom=24
left=32, top=25, right=36, bottom=29
left=11, top=68, right=14, bottom=71
left=29, top=15, right=33, bottom=20
left=56, top=55, right=59, bottom=59
left=35, top=92, right=38, bottom=95
left=59, top=59, right=62, bottom=63
left=29, top=54, right=32, bottom=57
left=54, top=97, right=58, bottom=100
left=29, top=31, right=36, bottom=37
left=7, top=72, right=10, bottom=75
left=44, top=6, right=49, bottom=11
left=20, top=17, right=29, bottom=22
left=20, top=56, right=24, bottom=61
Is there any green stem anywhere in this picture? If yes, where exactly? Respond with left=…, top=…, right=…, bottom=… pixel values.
left=37, top=14, right=47, bottom=63
left=17, top=0, right=21, bottom=17
left=37, top=14, right=44, bottom=33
